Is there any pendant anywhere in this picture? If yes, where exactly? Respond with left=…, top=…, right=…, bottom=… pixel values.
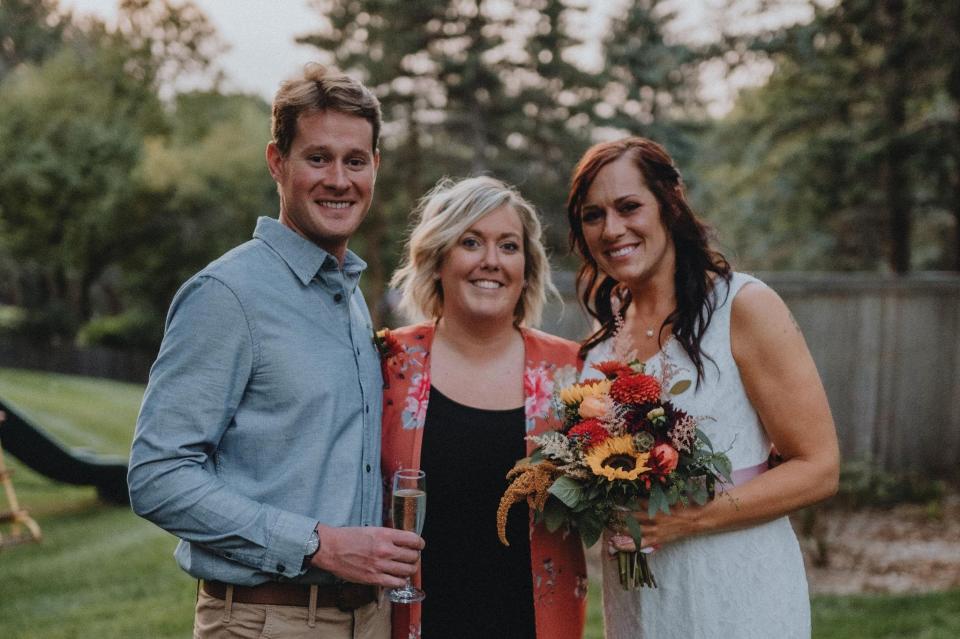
left=645, top=328, right=654, bottom=338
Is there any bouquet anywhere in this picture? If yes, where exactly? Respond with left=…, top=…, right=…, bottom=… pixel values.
left=497, top=351, right=732, bottom=590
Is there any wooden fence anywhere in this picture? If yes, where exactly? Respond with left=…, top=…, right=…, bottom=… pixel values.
left=542, top=272, right=960, bottom=479
left=0, top=338, right=153, bottom=384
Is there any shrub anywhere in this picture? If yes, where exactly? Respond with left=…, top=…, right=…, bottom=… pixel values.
left=76, top=308, right=162, bottom=350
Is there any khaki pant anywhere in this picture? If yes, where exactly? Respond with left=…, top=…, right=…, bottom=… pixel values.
left=193, top=588, right=390, bottom=639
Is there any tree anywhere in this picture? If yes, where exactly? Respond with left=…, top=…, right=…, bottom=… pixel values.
left=597, top=0, right=705, bottom=161
left=699, top=0, right=960, bottom=272
left=0, top=45, right=151, bottom=336
left=117, top=91, right=276, bottom=345
left=0, top=0, right=70, bottom=81
left=0, top=0, right=226, bottom=343
left=112, top=0, right=225, bottom=95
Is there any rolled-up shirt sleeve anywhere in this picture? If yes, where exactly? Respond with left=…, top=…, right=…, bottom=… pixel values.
left=128, top=275, right=316, bottom=579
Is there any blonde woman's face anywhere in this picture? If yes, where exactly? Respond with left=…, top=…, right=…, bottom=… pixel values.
left=437, top=205, right=526, bottom=325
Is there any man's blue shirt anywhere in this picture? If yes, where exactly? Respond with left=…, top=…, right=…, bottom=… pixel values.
left=128, top=216, right=384, bottom=585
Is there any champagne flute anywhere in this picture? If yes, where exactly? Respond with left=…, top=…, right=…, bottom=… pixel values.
left=388, top=468, right=426, bottom=604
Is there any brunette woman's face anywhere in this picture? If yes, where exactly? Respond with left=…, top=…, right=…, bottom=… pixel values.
left=580, top=156, right=675, bottom=287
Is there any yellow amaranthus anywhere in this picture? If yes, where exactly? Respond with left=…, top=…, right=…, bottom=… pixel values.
left=559, top=379, right=611, bottom=407
left=585, top=435, right=651, bottom=481
left=496, top=460, right=559, bottom=546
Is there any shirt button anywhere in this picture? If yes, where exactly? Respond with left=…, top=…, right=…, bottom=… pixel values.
left=365, top=404, right=369, bottom=413
left=333, top=293, right=343, bottom=303
left=277, top=563, right=286, bottom=573
left=365, top=464, right=371, bottom=472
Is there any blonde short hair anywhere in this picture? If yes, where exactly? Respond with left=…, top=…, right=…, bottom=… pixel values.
left=391, top=176, right=558, bottom=327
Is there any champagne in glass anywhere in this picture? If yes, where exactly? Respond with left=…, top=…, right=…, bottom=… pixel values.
left=392, top=488, right=426, bottom=535
left=388, top=469, right=426, bottom=604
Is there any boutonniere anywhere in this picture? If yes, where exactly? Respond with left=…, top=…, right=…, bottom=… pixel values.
left=374, top=328, right=402, bottom=361
left=373, top=328, right=405, bottom=388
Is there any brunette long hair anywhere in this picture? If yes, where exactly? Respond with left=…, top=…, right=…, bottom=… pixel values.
left=567, top=137, right=731, bottom=380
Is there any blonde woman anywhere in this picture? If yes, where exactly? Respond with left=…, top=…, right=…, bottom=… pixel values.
left=380, top=176, right=587, bottom=639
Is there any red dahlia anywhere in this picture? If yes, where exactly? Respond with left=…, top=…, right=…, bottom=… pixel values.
left=567, top=419, right=610, bottom=448
left=591, top=360, right=635, bottom=380
left=610, top=373, right=661, bottom=404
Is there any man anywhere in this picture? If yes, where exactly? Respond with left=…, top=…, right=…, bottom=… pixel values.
left=128, top=64, right=422, bottom=639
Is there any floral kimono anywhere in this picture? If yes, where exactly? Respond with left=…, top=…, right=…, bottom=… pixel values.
left=380, top=322, right=587, bottom=639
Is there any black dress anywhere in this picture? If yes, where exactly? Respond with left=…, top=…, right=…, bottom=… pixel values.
left=419, top=385, right=536, bottom=639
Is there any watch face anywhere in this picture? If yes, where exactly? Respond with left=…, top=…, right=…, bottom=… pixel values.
left=306, top=531, right=320, bottom=556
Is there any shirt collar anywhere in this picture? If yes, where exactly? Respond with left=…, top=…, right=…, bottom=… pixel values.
left=253, top=216, right=367, bottom=285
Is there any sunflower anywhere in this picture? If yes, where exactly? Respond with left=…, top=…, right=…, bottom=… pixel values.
left=585, top=435, right=651, bottom=481
left=559, top=378, right=612, bottom=406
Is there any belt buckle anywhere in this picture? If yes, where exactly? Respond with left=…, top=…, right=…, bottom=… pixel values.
left=335, top=583, right=367, bottom=612
left=335, top=583, right=353, bottom=612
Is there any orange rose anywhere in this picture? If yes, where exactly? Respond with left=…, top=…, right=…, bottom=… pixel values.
left=578, top=395, right=610, bottom=419
left=650, top=443, right=679, bottom=474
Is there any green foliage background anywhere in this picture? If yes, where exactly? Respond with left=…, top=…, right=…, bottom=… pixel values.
left=0, top=0, right=957, bottom=353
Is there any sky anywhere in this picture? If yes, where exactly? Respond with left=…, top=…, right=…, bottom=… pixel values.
left=57, top=0, right=815, bottom=116
left=61, top=0, right=329, bottom=100
left=59, top=0, right=621, bottom=101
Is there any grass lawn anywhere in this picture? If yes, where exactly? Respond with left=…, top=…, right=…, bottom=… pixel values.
left=0, top=367, right=143, bottom=455
left=811, top=590, right=960, bottom=638
left=0, top=368, right=196, bottom=638
left=0, top=367, right=958, bottom=638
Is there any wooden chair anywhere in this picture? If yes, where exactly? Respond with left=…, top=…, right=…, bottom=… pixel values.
left=0, top=411, right=42, bottom=549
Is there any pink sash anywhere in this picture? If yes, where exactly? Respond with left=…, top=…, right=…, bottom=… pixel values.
left=718, top=461, right=768, bottom=493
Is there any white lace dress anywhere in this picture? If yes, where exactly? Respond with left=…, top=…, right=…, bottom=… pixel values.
left=581, top=273, right=810, bottom=639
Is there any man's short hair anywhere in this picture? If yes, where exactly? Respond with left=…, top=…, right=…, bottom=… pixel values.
left=271, top=63, right=382, bottom=156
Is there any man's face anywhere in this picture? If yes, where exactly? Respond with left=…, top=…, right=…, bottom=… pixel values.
left=267, top=109, right=380, bottom=261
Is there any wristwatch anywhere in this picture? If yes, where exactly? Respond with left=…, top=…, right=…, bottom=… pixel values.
left=304, top=528, right=320, bottom=564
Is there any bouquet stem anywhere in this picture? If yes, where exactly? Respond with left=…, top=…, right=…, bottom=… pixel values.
left=616, top=550, right=657, bottom=590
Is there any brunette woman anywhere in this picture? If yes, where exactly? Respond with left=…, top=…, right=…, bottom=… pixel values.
left=568, top=138, right=838, bottom=638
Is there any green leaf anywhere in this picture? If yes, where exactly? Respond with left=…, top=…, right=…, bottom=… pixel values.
left=576, top=510, right=604, bottom=547
left=689, top=478, right=709, bottom=505
left=648, top=484, right=670, bottom=517
left=548, top=475, right=585, bottom=509
left=543, top=495, right=567, bottom=533
left=696, top=428, right=714, bottom=450
left=669, top=379, right=692, bottom=395
left=623, top=512, right=645, bottom=549
left=714, top=454, right=733, bottom=481
left=529, top=449, right=544, bottom=464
